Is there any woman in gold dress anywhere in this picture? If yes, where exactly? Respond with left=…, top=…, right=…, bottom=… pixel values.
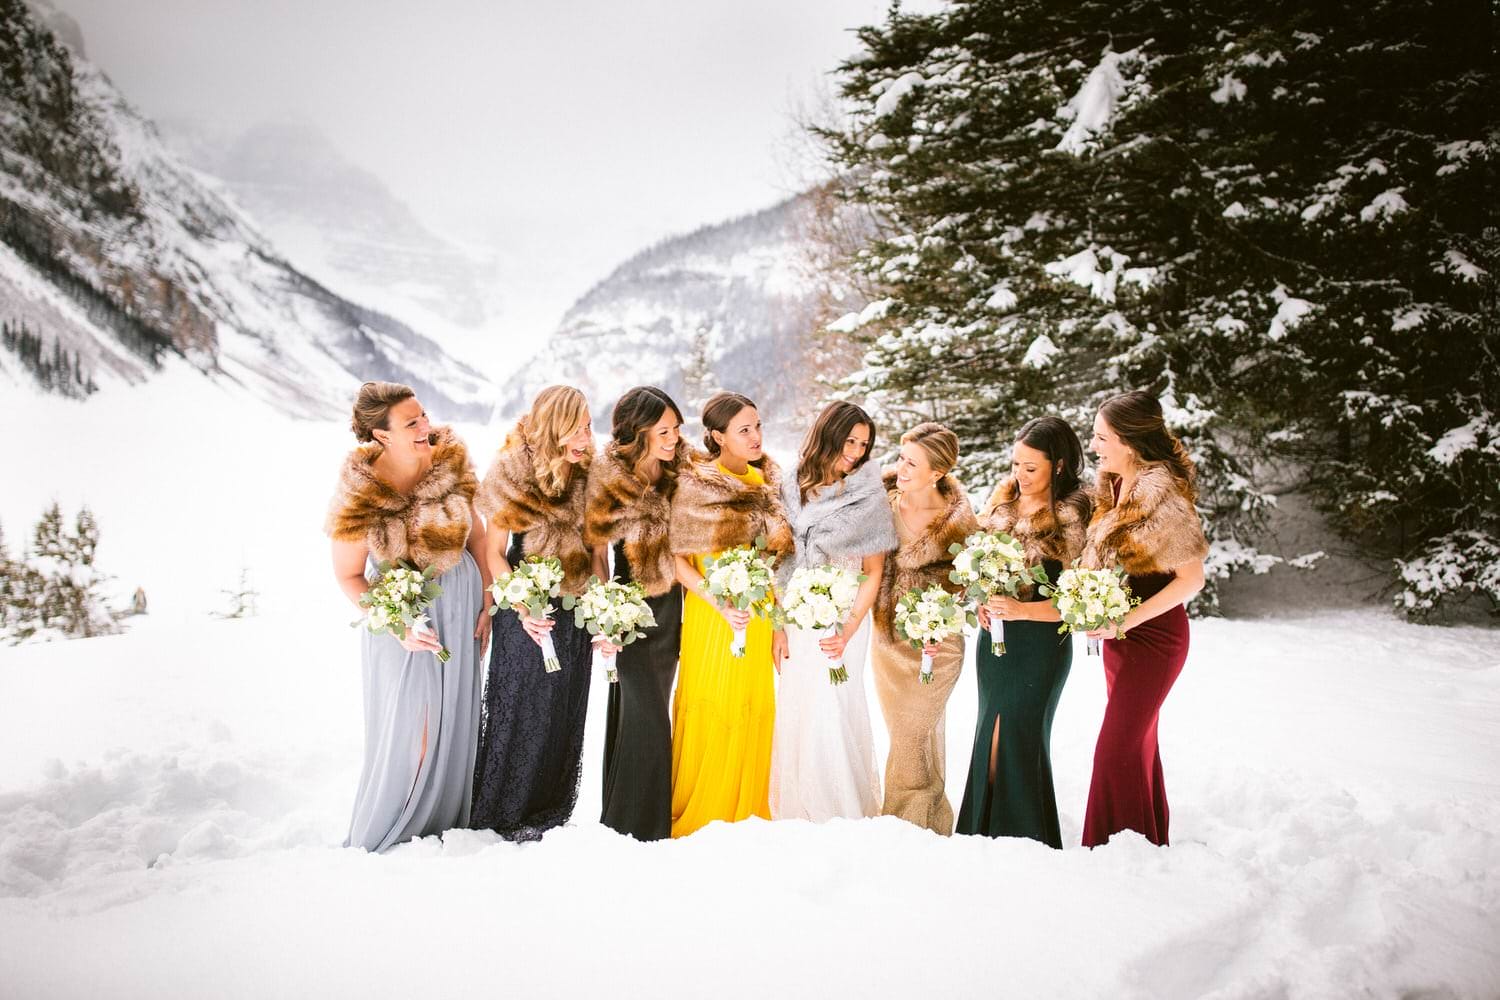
left=870, top=422, right=977, bottom=835
left=667, top=392, right=793, bottom=837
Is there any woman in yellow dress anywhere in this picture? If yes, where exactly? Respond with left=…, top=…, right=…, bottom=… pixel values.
left=667, top=391, right=794, bottom=837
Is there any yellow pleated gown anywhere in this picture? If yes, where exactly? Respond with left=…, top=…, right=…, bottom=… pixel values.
left=670, top=463, right=776, bottom=838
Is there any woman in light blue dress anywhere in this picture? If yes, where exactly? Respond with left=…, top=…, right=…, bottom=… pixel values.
left=325, top=381, right=491, bottom=852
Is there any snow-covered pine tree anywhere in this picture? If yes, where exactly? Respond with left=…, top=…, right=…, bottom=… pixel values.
left=24, top=502, right=117, bottom=639
left=815, top=0, right=1495, bottom=616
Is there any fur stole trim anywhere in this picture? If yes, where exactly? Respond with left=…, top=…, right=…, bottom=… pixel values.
left=979, top=477, right=1091, bottom=584
left=324, top=425, right=477, bottom=574
left=475, top=439, right=591, bottom=594
left=582, top=441, right=685, bottom=597
left=779, top=460, right=898, bottom=585
left=668, top=453, right=794, bottom=563
left=874, top=469, right=978, bottom=640
left=1080, top=462, right=1209, bottom=577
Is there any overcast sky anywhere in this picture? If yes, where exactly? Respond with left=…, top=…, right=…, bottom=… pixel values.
left=51, top=0, right=937, bottom=339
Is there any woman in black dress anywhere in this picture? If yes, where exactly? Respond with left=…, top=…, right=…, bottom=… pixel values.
left=583, top=386, right=689, bottom=840
left=470, top=384, right=603, bottom=841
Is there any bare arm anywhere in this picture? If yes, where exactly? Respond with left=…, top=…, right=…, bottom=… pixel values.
left=846, top=552, right=885, bottom=631
left=485, top=518, right=512, bottom=582
left=467, top=509, right=493, bottom=608
left=592, top=544, right=610, bottom=582
left=1122, top=558, right=1205, bottom=632
left=332, top=538, right=372, bottom=609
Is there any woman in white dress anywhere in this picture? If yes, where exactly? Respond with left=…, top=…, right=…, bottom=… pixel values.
left=770, top=402, right=897, bottom=821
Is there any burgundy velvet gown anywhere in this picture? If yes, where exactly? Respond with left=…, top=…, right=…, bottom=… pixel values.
left=1080, top=570, right=1189, bottom=847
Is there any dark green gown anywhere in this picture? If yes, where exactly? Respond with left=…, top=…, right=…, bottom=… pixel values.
left=955, top=558, right=1071, bottom=848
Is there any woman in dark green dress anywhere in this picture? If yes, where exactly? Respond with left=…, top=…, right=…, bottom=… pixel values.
left=956, top=417, right=1090, bottom=848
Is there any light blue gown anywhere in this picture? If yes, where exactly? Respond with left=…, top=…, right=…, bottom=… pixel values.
left=345, top=551, right=484, bottom=852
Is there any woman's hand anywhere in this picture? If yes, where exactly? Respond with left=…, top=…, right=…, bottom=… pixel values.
left=1084, top=623, right=1126, bottom=641
left=818, top=627, right=849, bottom=661
left=922, top=641, right=941, bottom=657
left=519, top=610, right=555, bottom=647
left=771, top=630, right=788, bottom=673
left=986, top=595, right=1028, bottom=621
left=977, top=604, right=991, bottom=630
left=399, top=625, right=444, bottom=654
left=719, top=604, right=752, bottom=632
left=474, top=607, right=491, bottom=659
left=594, top=637, right=621, bottom=659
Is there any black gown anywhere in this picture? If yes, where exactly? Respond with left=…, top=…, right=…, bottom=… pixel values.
left=599, top=541, right=682, bottom=841
left=470, top=532, right=593, bottom=841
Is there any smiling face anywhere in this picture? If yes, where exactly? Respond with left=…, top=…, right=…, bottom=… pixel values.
left=562, top=415, right=594, bottom=464
left=836, top=422, right=872, bottom=476
left=713, top=405, right=763, bottom=465
left=1090, top=412, right=1135, bottom=477
left=372, top=396, right=431, bottom=459
left=648, top=409, right=681, bottom=462
left=894, top=441, right=942, bottom=495
left=1011, top=439, right=1055, bottom=501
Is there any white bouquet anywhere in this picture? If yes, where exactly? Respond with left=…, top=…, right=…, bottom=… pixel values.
left=1045, top=564, right=1137, bottom=655
left=893, top=584, right=974, bottom=684
left=489, top=555, right=566, bottom=672
left=948, top=530, right=1050, bottom=655
left=564, top=576, right=656, bottom=683
left=699, top=535, right=777, bottom=657
left=774, top=564, right=865, bottom=684
left=356, top=561, right=449, bottom=662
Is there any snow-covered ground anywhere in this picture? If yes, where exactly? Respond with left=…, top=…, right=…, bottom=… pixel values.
left=2, top=381, right=1498, bottom=998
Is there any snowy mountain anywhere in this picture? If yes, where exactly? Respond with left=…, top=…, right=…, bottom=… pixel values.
left=495, top=193, right=849, bottom=435
left=0, top=0, right=493, bottom=420
left=159, top=118, right=499, bottom=340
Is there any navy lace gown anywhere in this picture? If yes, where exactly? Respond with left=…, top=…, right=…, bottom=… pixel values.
left=470, top=532, right=594, bottom=841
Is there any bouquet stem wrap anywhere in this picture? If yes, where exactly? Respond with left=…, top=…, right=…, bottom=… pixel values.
left=730, top=625, right=748, bottom=658
left=919, top=651, right=934, bottom=684
left=989, top=617, right=1006, bottom=655
left=539, top=623, right=561, bottom=672
left=820, top=626, right=849, bottom=685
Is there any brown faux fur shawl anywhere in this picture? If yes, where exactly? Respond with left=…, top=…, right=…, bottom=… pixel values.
left=668, top=452, right=794, bottom=564
left=980, top=477, right=1091, bottom=595
left=475, top=437, right=592, bottom=595
left=583, top=441, right=688, bottom=597
left=875, top=469, right=978, bottom=641
left=1080, top=462, right=1209, bottom=577
left=324, top=425, right=478, bottom=574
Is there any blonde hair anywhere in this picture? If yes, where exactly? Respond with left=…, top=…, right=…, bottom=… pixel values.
left=350, top=381, right=415, bottom=443
left=901, top=421, right=959, bottom=475
left=506, top=384, right=591, bottom=496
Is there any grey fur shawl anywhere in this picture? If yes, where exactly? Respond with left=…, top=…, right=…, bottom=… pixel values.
left=778, top=459, right=899, bottom=585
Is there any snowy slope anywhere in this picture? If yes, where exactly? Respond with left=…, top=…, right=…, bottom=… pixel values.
left=159, top=118, right=505, bottom=368
left=0, top=376, right=1497, bottom=999
left=494, top=194, right=834, bottom=433
left=0, top=1, right=493, bottom=420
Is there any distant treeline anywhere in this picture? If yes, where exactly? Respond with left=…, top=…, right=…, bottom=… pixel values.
left=2, top=317, right=97, bottom=397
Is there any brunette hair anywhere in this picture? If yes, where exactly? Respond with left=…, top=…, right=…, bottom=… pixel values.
left=701, top=391, right=763, bottom=468
left=1013, top=416, right=1084, bottom=500
left=350, top=381, right=415, bottom=443
left=1097, top=390, right=1198, bottom=501
left=505, top=384, right=591, bottom=496
left=797, top=401, right=875, bottom=503
left=612, top=386, right=686, bottom=489
left=900, top=421, right=959, bottom=476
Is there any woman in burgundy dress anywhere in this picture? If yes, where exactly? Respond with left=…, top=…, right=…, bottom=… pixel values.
left=1079, top=391, right=1208, bottom=847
